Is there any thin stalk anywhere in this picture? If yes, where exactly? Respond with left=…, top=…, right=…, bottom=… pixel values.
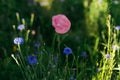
left=17, top=44, right=28, bottom=79
left=57, top=34, right=61, bottom=55
left=52, top=33, right=57, bottom=54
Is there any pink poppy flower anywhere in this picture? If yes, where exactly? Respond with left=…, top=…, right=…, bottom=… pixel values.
left=52, top=14, right=71, bottom=34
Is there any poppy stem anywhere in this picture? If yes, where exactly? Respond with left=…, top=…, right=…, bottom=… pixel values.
left=52, top=33, right=57, bottom=54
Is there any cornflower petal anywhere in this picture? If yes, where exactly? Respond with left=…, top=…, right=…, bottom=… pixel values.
left=63, top=47, right=72, bottom=55
left=14, top=37, right=24, bottom=45
left=27, top=56, right=37, bottom=65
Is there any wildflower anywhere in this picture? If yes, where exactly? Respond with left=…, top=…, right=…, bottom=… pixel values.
left=81, top=51, right=87, bottom=57
left=34, top=41, right=40, bottom=48
left=31, top=30, right=36, bottom=35
left=14, top=37, right=24, bottom=45
left=13, top=45, right=17, bottom=51
left=63, top=47, right=72, bottom=55
left=27, top=56, right=37, bottom=65
left=112, top=45, right=119, bottom=51
left=17, top=24, right=25, bottom=30
left=52, top=14, right=71, bottom=34
left=105, top=54, right=110, bottom=59
left=115, top=26, right=120, bottom=30
left=70, top=77, right=76, bottom=80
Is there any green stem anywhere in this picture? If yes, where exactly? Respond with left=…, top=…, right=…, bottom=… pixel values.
left=32, top=66, right=38, bottom=80
left=57, top=34, right=61, bottom=54
left=18, top=44, right=25, bottom=66
left=17, top=44, right=28, bottom=79
left=52, top=33, right=57, bottom=54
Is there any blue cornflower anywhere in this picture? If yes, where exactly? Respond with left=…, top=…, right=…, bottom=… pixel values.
left=63, top=47, right=72, bottom=55
left=27, top=56, right=37, bottom=65
left=81, top=51, right=87, bottom=57
left=105, top=54, right=110, bottom=59
left=115, top=26, right=120, bottom=30
left=112, top=45, right=119, bottom=51
left=14, top=37, right=24, bottom=44
left=17, top=24, right=25, bottom=30
left=34, top=41, right=40, bottom=48
left=70, top=77, right=76, bottom=80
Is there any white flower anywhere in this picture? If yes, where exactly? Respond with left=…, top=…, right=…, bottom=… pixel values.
left=17, top=24, right=25, bottom=30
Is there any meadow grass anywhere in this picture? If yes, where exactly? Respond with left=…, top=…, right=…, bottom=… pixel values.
left=11, top=14, right=120, bottom=80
